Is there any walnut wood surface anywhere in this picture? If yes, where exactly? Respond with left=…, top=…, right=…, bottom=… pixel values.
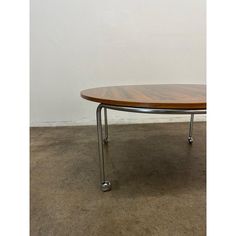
left=81, top=84, right=206, bottom=109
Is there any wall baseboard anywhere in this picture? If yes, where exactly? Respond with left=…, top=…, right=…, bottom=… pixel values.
left=30, top=114, right=206, bottom=127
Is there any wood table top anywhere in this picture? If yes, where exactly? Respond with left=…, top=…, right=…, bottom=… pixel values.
left=81, top=84, right=206, bottom=110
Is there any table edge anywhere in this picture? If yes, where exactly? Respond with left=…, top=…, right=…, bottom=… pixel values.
left=81, top=92, right=206, bottom=110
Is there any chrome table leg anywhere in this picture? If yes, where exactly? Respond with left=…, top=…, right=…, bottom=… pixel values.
left=96, top=104, right=111, bottom=192
left=104, top=108, right=109, bottom=144
left=188, top=114, right=194, bottom=144
left=94, top=104, right=205, bottom=191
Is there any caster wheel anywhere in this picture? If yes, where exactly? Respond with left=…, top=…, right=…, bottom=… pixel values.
left=103, top=138, right=109, bottom=144
left=101, top=181, right=112, bottom=192
left=188, top=137, right=193, bottom=144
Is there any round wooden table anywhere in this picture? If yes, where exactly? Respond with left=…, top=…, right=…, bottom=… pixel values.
left=81, top=84, right=206, bottom=191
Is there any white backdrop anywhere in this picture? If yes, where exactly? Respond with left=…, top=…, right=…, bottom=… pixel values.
left=30, top=0, right=206, bottom=126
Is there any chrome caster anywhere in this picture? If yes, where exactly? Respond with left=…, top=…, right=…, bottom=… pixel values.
left=103, top=137, right=109, bottom=144
left=188, top=137, right=193, bottom=144
left=101, top=181, right=111, bottom=192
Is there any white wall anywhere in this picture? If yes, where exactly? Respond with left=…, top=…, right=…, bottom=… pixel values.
left=30, top=0, right=206, bottom=126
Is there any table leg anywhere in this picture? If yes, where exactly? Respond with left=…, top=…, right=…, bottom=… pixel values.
left=96, top=104, right=111, bottom=192
left=104, top=108, right=109, bottom=144
left=188, top=114, right=194, bottom=144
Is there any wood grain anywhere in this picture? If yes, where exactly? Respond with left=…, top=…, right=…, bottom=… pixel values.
left=81, top=84, right=206, bottom=109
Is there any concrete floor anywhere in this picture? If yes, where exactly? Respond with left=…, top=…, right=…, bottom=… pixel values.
left=30, top=122, right=206, bottom=236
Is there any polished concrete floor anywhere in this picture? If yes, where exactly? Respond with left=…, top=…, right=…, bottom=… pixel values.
left=30, top=122, right=206, bottom=236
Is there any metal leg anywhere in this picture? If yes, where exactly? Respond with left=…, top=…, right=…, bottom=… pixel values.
left=93, top=104, right=205, bottom=191
left=104, top=108, right=109, bottom=144
left=188, top=114, right=194, bottom=144
left=96, top=104, right=111, bottom=192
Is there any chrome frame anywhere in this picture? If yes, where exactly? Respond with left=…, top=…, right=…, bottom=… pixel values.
left=96, top=103, right=206, bottom=192
left=188, top=114, right=194, bottom=144
left=104, top=108, right=109, bottom=144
